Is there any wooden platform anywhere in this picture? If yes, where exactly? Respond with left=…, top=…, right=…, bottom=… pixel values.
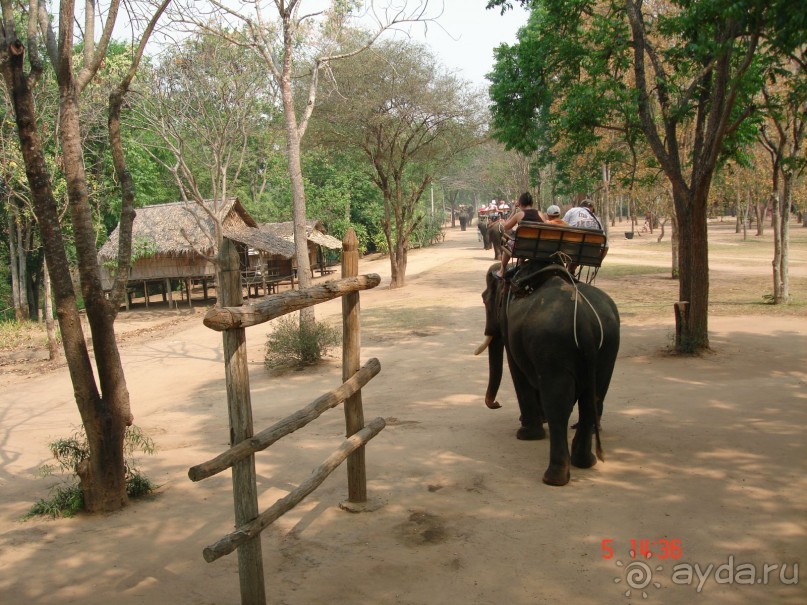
left=512, top=222, right=608, bottom=267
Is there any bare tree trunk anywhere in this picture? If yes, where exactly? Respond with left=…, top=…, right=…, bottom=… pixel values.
left=755, top=201, right=766, bottom=236
left=673, top=184, right=710, bottom=351
left=779, top=174, right=793, bottom=303
left=43, top=258, right=59, bottom=360
left=15, top=214, right=30, bottom=319
left=657, top=217, right=667, bottom=243
left=4, top=36, right=130, bottom=512
left=772, top=189, right=783, bottom=303
left=601, top=162, right=611, bottom=236
left=7, top=212, right=22, bottom=320
left=670, top=213, right=679, bottom=279
left=279, top=70, right=314, bottom=325
left=60, top=78, right=131, bottom=512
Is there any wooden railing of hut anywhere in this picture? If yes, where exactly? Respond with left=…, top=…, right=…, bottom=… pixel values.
left=189, top=229, right=382, bottom=605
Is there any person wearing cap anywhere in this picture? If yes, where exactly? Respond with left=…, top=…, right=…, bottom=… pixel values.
left=562, top=199, right=603, bottom=230
left=545, top=205, right=567, bottom=225
left=497, top=191, right=543, bottom=277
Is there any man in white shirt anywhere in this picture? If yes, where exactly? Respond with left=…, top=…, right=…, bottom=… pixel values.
left=562, top=199, right=603, bottom=230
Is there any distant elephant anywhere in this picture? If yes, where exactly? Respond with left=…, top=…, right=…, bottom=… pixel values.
left=459, top=212, right=468, bottom=231
left=487, top=220, right=504, bottom=260
left=478, top=219, right=492, bottom=250
left=475, top=261, right=620, bottom=486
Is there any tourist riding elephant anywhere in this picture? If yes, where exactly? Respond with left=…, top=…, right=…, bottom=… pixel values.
left=475, top=262, right=620, bottom=486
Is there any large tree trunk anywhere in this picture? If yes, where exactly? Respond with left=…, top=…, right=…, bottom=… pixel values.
left=60, top=87, right=131, bottom=511
left=389, top=241, right=408, bottom=289
left=4, top=42, right=129, bottom=512
left=279, top=66, right=314, bottom=325
left=671, top=185, right=710, bottom=352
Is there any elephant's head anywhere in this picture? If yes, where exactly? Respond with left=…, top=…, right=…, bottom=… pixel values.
left=475, top=264, right=505, bottom=409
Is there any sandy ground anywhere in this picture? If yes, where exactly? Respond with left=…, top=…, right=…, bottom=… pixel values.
left=0, top=224, right=805, bottom=605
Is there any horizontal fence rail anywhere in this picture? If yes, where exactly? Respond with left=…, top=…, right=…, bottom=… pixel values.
left=188, top=358, right=381, bottom=482
left=203, top=275, right=381, bottom=331
left=203, top=416, right=387, bottom=563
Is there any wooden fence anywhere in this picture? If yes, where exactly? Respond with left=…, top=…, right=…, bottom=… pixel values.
left=189, top=229, right=382, bottom=604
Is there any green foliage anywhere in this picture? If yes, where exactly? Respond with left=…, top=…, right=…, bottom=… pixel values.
left=28, top=425, right=157, bottom=519
left=410, top=212, right=445, bottom=248
left=301, top=150, right=385, bottom=252
left=487, top=0, right=802, bottom=197
left=264, top=315, right=341, bottom=370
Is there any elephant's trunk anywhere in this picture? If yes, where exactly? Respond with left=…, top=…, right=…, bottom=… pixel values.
left=482, top=335, right=504, bottom=409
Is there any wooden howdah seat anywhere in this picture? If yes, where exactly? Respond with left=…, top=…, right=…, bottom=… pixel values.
left=510, top=221, right=608, bottom=282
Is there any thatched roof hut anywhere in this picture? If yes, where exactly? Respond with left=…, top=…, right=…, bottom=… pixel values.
left=260, top=220, right=342, bottom=250
left=260, top=219, right=342, bottom=275
left=98, top=199, right=294, bottom=291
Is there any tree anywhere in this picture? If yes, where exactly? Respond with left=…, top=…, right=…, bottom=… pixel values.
left=487, top=0, right=803, bottom=353
left=315, top=39, right=485, bottom=287
left=758, top=47, right=806, bottom=304
left=130, top=29, right=280, bottom=247
left=0, top=0, right=168, bottom=512
left=169, top=0, right=432, bottom=314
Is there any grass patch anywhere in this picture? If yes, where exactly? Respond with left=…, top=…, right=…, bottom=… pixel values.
left=0, top=320, right=53, bottom=351
left=598, top=264, right=670, bottom=278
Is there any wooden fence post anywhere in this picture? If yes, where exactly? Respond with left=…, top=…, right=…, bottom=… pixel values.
left=341, top=229, right=367, bottom=503
left=219, top=238, right=266, bottom=605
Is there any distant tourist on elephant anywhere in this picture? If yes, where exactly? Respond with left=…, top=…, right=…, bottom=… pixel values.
left=562, top=199, right=603, bottom=230
left=497, top=191, right=543, bottom=277
left=545, top=205, right=567, bottom=225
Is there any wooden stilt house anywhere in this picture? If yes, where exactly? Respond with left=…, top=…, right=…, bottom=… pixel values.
left=259, top=220, right=343, bottom=277
left=98, top=199, right=295, bottom=308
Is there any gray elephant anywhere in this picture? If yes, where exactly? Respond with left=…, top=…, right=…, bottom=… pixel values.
left=459, top=210, right=469, bottom=231
left=475, top=261, right=620, bottom=486
left=487, top=220, right=505, bottom=260
left=478, top=217, right=505, bottom=259
left=477, top=217, right=492, bottom=249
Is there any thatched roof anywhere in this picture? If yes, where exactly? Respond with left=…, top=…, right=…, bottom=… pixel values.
left=260, top=220, right=343, bottom=250
left=223, top=225, right=295, bottom=258
left=99, top=199, right=293, bottom=260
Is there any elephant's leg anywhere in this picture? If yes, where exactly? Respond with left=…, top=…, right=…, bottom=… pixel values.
left=541, top=382, right=575, bottom=486
left=571, top=424, right=596, bottom=468
left=509, top=359, right=545, bottom=440
left=572, top=367, right=601, bottom=468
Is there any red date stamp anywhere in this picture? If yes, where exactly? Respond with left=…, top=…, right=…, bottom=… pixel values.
left=601, top=538, right=683, bottom=560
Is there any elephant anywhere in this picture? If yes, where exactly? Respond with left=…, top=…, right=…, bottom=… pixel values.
left=487, top=220, right=505, bottom=260
left=477, top=218, right=492, bottom=250
left=478, top=218, right=504, bottom=259
left=475, top=261, right=620, bottom=486
left=459, top=211, right=469, bottom=231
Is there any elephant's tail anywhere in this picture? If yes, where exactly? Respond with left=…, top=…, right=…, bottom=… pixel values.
left=594, top=422, right=604, bottom=462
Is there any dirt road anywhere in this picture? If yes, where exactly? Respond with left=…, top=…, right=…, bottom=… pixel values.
left=0, top=225, right=805, bottom=604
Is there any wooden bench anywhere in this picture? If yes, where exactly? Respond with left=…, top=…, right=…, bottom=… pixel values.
left=512, top=222, right=608, bottom=267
